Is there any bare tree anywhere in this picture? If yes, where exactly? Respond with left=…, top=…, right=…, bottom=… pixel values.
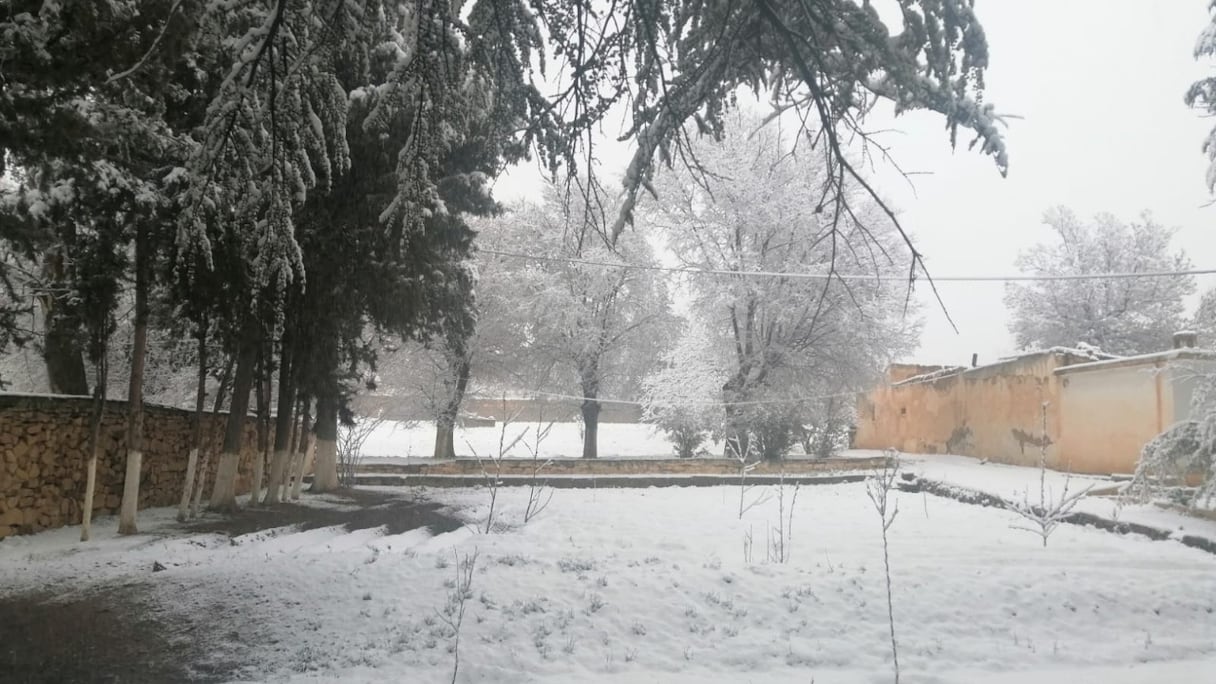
left=1010, top=402, right=1090, bottom=546
left=468, top=398, right=529, bottom=534
left=523, top=407, right=556, bottom=524
left=437, top=548, right=478, bottom=684
left=337, top=410, right=386, bottom=487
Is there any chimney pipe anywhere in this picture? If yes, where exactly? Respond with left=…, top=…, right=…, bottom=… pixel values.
left=1173, top=331, right=1198, bottom=350
left=970, top=353, right=978, bottom=368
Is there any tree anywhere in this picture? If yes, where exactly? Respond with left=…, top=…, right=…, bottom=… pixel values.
left=645, top=115, right=918, bottom=461
left=1190, top=287, right=1216, bottom=347
left=1004, top=208, right=1195, bottom=355
left=641, top=319, right=728, bottom=458
left=478, top=184, right=673, bottom=458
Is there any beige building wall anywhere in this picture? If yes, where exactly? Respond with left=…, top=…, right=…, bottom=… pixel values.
left=858, top=348, right=1216, bottom=476
left=855, top=353, right=1072, bottom=469
left=1056, top=354, right=1216, bottom=474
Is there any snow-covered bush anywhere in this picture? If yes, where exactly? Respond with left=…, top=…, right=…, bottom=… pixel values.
left=1128, top=372, right=1216, bottom=508
left=797, top=397, right=855, bottom=458
left=1130, top=421, right=1216, bottom=508
left=641, top=322, right=726, bottom=458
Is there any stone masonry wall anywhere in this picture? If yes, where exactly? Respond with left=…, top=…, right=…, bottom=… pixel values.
left=0, top=394, right=261, bottom=539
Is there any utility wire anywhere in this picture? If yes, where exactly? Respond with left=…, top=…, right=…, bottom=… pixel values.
left=462, top=388, right=859, bottom=408
left=477, top=248, right=1216, bottom=283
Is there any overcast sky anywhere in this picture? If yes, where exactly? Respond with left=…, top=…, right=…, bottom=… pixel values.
left=494, top=0, right=1216, bottom=367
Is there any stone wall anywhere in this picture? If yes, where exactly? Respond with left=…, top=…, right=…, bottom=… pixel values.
left=0, top=394, right=261, bottom=539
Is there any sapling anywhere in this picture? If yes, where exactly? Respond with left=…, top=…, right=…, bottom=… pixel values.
left=729, top=435, right=768, bottom=518
left=523, top=407, right=556, bottom=523
left=866, top=450, right=901, bottom=684
left=468, top=396, right=528, bottom=533
left=767, top=468, right=801, bottom=564
left=437, top=548, right=479, bottom=684
left=1010, top=402, right=1090, bottom=547
left=337, top=410, right=387, bottom=487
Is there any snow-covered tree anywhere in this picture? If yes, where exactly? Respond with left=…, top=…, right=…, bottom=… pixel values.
left=1004, top=208, right=1195, bottom=356
left=1190, top=288, right=1216, bottom=347
left=477, top=183, right=674, bottom=458
left=1131, top=376, right=1216, bottom=509
left=644, top=115, right=919, bottom=461
left=641, top=320, right=728, bottom=458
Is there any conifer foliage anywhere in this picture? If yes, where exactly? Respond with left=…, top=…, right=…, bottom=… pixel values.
left=1, top=1, right=1009, bottom=517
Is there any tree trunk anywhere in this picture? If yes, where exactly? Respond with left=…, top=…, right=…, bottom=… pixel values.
left=213, top=352, right=235, bottom=412
left=580, top=395, right=600, bottom=460
left=432, top=354, right=470, bottom=460
left=118, top=230, right=149, bottom=536
left=191, top=372, right=228, bottom=518
left=40, top=248, right=89, bottom=396
left=265, top=331, right=296, bottom=504
left=44, top=312, right=89, bottom=395
left=249, top=351, right=271, bottom=506
left=178, top=324, right=208, bottom=522
left=210, top=334, right=257, bottom=511
left=289, top=399, right=312, bottom=500
left=310, top=392, right=340, bottom=492
left=80, top=356, right=108, bottom=542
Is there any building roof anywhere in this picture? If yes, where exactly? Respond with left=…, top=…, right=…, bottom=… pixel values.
left=890, top=346, right=1118, bottom=388
left=1053, top=348, right=1216, bottom=375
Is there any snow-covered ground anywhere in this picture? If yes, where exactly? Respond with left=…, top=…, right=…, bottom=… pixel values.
left=362, top=420, right=678, bottom=459
left=3, top=456, right=1215, bottom=683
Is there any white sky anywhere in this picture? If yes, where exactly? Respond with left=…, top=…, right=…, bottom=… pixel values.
left=493, top=0, right=1216, bottom=366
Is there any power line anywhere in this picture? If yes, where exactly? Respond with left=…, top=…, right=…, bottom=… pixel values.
left=463, top=388, right=858, bottom=408
left=477, top=248, right=1216, bottom=283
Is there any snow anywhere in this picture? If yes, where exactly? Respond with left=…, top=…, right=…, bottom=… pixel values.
left=1053, top=348, right=1216, bottom=375
left=3, top=461, right=1216, bottom=683
left=362, top=420, right=676, bottom=459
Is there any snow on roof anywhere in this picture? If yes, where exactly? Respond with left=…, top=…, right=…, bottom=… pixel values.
left=889, top=346, right=1122, bottom=388
left=1054, top=348, right=1216, bottom=375
left=891, top=366, right=966, bottom=387
left=996, top=346, right=1121, bottom=364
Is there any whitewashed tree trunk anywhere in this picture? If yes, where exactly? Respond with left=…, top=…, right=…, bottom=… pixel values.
left=249, top=450, right=266, bottom=506
left=190, top=447, right=210, bottom=518
left=179, top=325, right=208, bottom=522
left=311, top=437, right=339, bottom=492
left=211, top=336, right=257, bottom=511
left=291, top=433, right=313, bottom=500
left=210, top=452, right=241, bottom=510
left=118, top=229, right=148, bottom=536
left=309, top=394, right=340, bottom=492
left=177, top=447, right=199, bottom=522
left=265, top=447, right=290, bottom=504
left=118, top=450, right=142, bottom=534
left=80, top=358, right=107, bottom=542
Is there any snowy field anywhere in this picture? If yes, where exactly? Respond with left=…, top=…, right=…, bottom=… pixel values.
left=2, top=457, right=1215, bottom=683
left=362, top=421, right=679, bottom=459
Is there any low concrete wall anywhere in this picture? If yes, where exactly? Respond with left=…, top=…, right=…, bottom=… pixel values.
left=0, top=394, right=260, bottom=539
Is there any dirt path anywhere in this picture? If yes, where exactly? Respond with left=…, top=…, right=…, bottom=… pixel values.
left=0, top=491, right=462, bottom=683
